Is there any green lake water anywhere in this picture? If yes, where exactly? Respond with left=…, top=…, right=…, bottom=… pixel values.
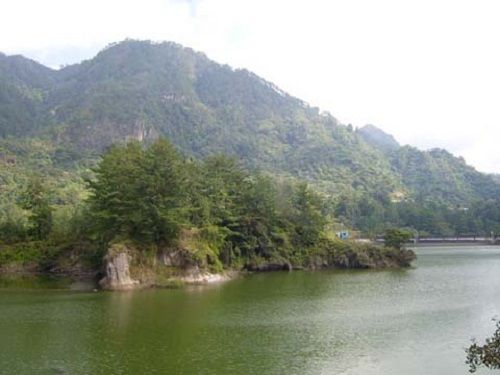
left=1, top=246, right=500, bottom=374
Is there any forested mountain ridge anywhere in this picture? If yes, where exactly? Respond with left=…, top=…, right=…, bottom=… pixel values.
left=392, top=146, right=500, bottom=204
left=356, top=124, right=399, bottom=153
left=1, top=40, right=402, bottom=198
left=1, top=39, right=500, bottom=236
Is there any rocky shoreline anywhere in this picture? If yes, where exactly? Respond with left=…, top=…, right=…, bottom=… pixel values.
left=97, top=243, right=239, bottom=290
left=0, top=241, right=416, bottom=291
left=96, top=242, right=416, bottom=291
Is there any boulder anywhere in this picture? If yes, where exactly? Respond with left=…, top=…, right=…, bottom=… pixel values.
left=99, top=245, right=140, bottom=290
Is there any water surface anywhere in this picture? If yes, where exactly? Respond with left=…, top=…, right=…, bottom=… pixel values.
left=1, top=246, right=500, bottom=374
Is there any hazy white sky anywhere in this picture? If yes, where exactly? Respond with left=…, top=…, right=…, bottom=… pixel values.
left=1, top=0, right=499, bottom=172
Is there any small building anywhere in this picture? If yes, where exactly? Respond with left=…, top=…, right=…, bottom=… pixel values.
left=336, top=230, right=349, bottom=240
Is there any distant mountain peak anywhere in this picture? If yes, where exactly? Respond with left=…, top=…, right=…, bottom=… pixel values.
left=357, top=124, right=400, bottom=152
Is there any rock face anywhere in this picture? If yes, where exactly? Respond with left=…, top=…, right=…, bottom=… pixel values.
left=99, top=245, right=140, bottom=290
left=179, top=266, right=233, bottom=284
left=99, top=245, right=234, bottom=289
left=157, top=250, right=191, bottom=267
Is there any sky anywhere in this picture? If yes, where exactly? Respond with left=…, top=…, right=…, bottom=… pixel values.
left=1, top=0, right=499, bottom=173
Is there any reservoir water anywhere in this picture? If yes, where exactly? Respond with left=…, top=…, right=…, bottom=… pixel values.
left=1, top=246, right=500, bottom=374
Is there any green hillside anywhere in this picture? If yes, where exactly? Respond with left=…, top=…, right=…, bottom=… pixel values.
left=1, top=39, right=500, bottom=238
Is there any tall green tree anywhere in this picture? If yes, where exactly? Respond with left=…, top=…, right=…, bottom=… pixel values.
left=87, top=138, right=187, bottom=245
left=384, top=228, right=412, bottom=250
left=292, top=183, right=326, bottom=247
left=19, top=178, right=53, bottom=240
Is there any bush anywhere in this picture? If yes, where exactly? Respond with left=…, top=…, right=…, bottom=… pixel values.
left=466, top=321, right=500, bottom=372
left=384, top=228, right=412, bottom=250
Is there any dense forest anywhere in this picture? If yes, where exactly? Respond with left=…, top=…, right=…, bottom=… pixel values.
left=1, top=39, right=500, bottom=264
left=0, top=138, right=416, bottom=276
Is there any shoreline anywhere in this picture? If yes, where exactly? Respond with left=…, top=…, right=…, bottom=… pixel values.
left=1, top=242, right=416, bottom=291
left=409, top=242, right=500, bottom=248
left=0, top=263, right=414, bottom=291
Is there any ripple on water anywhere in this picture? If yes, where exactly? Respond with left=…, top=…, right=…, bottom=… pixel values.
left=1, top=246, right=500, bottom=374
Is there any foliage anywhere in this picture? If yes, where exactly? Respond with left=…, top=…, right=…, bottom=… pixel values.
left=0, top=136, right=417, bottom=273
left=84, top=138, right=331, bottom=268
left=466, top=321, right=500, bottom=373
left=0, top=137, right=90, bottom=244
left=384, top=228, right=412, bottom=250
left=19, top=178, right=53, bottom=240
left=86, top=139, right=187, bottom=245
left=0, top=241, right=63, bottom=269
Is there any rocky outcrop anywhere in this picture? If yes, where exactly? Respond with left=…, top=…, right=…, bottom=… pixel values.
left=99, top=244, right=140, bottom=290
left=97, top=241, right=415, bottom=291
left=157, top=250, right=192, bottom=268
left=178, top=266, right=234, bottom=284
left=99, top=244, right=235, bottom=289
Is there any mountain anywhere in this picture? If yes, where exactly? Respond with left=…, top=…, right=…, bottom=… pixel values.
left=356, top=124, right=400, bottom=153
left=1, top=39, right=499, bottom=235
left=391, top=147, right=500, bottom=204
left=0, top=52, right=56, bottom=137
left=1, top=40, right=402, bottom=197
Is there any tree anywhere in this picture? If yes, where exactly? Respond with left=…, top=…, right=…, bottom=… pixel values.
left=235, top=173, right=280, bottom=259
left=0, top=204, right=28, bottom=243
left=86, top=138, right=187, bottom=245
left=141, top=137, right=188, bottom=243
left=466, top=321, right=500, bottom=372
left=384, top=228, right=411, bottom=250
left=198, top=155, right=247, bottom=227
left=86, top=141, right=144, bottom=242
left=292, top=183, right=326, bottom=247
left=19, top=178, right=53, bottom=240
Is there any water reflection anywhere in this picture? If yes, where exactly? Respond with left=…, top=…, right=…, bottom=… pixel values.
left=0, top=274, right=73, bottom=290
left=1, top=246, right=500, bottom=374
